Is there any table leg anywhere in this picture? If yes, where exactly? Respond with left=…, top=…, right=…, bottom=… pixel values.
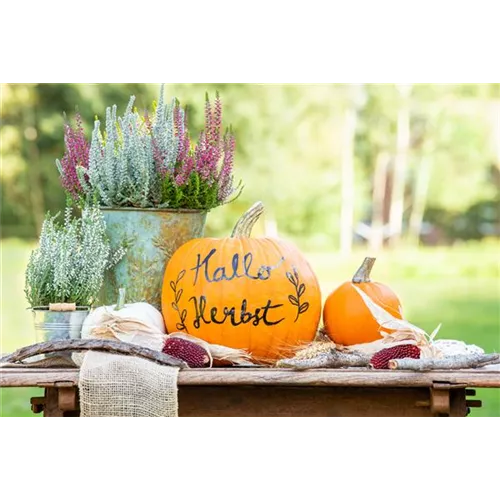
left=30, top=387, right=79, bottom=417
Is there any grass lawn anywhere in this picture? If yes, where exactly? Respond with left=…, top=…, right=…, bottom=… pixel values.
left=1, top=238, right=499, bottom=417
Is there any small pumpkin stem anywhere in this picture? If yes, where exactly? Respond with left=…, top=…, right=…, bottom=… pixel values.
left=231, top=201, right=265, bottom=238
left=116, top=288, right=126, bottom=311
left=352, top=257, right=376, bottom=283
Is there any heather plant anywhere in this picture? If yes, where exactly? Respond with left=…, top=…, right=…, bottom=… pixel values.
left=157, top=92, right=242, bottom=209
left=25, top=205, right=125, bottom=307
left=56, top=85, right=242, bottom=210
left=79, top=97, right=158, bottom=208
left=55, top=112, right=89, bottom=203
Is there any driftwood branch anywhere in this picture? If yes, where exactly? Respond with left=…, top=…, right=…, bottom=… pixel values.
left=277, top=351, right=370, bottom=370
left=0, top=339, right=188, bottom=369
left=388, top=354, right=500, bottom=371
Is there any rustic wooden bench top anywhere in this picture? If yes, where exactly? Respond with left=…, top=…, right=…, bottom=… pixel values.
left=2, top=366, right=499, bottom=417
left=2, top=366, right=500, bottom=387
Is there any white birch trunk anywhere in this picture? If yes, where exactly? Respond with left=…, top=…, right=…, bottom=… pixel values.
left=388, top=84, right=412, bottom=246
left=340, top=107, right=356, bottom=255
left=369, top=151, right=390, bottom=252
left=409, top=154, right=433, bottom=245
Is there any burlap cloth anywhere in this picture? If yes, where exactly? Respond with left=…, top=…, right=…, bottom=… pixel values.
left=78, top=352, right=180, bottom=417
left=1, top=352, right=180, bottom=417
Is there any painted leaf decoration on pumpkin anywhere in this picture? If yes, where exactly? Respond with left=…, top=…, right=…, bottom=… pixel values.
left=298, top=284, right=305, bottom=297
left=299, top=303, right=309, bottom=314
left=176, top=270, right=186, bottom=283
left=175, top=289, right=183, bottom=302
left=286, top=272, right=297, bottom=286
left=352, top=284, right=428, bottom=337
left=169, top=281, right=176, bottom=292
left=288, top=295, right=299, bottom=306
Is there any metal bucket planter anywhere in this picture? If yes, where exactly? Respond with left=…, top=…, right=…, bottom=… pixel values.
left=100, top=208, right=207, bottom=310
left=33, top=308, right=90, bottom=343
left=32, top=307, right=89, bottom=361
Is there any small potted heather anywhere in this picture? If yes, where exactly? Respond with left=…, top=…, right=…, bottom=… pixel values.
left=25, top=205, right=125, bottom=342
left=56, top=85, right=241, bottom=310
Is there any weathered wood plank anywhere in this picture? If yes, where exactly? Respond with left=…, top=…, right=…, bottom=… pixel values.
left=1, top=366, right=500, bottom=388
left=178, top=386, right=468, bottom=417
left=184, top=367, right=500, bottom=388
left=0, top=368, right=78, bottom=387
left=0, top=339, right=187, bottom=368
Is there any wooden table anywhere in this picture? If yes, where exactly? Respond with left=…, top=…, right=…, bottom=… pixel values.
left=2, top=366, right=499, bottom=416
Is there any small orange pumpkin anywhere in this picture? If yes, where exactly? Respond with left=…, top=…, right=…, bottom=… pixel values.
left=162, top=202, right=321, bottom=361
left=323, top=257, right=403, bottom=345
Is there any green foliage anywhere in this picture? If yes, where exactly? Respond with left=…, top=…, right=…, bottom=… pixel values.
left=1, top=83, right=499, bottom=244
left=160, top=172, right=242, bottom=210
left=161, top=172, right=213, bottom=210
left=425, top=197, right=500, bottom=241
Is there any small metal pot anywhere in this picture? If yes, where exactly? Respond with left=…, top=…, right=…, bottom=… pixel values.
left=32, top=307, right=90, bottom=343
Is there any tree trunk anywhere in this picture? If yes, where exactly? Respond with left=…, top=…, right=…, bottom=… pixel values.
left=495, top=102, right=500, bottom=169
left=340, top=88, right=361, bottom=256
left=369, top=151, right=390, bottom=252
left=388, top=84, right=412, bottom=246
left=408, top=154, right=433, bottom=245
left=23, top=86, right=45, bottom=236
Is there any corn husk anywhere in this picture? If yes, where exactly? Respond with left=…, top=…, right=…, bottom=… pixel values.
left=88, top=321, right=254, bottom=367
left=344, top=284, right=443, bottom=359
left=89, top=311, right=165, bottom=351
left=288, top=285, right=444, bottom=364
left=292, top=340, right=337, bottom=360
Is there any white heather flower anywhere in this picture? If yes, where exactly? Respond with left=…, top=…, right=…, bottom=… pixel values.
left=25, top=206, right=125, bottom=307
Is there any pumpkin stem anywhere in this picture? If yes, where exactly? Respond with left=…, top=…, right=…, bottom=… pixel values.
left=231, top=201, right=265, bottom=238
left=116, top=288, right=126, bottom=311
left=352, top=257, right=376, bottom=283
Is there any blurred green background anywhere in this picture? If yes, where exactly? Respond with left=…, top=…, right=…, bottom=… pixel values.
left=1, top=83, right=499, bottom=416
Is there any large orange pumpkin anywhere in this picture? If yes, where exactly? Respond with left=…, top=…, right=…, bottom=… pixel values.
left=162, top=202, right=321, bottom=361
left=323, top=257, right=403, bottom=346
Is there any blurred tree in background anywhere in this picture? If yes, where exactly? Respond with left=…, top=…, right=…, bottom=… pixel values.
left=1, top=83, right=499, bottom=249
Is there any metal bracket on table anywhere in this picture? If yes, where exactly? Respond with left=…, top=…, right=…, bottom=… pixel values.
left=30, top=381, right=79, bottom=416
left=415, top=382, right=483, bottom=416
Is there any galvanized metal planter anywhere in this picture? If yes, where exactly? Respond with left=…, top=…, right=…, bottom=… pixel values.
left=100, top=208, right=207, bottom=310
left=33, top=308, right=90, bottom=343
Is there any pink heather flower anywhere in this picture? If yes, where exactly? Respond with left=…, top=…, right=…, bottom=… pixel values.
left=194, top=131, right=213, bottom=181
left=218, top=130, right=236, bottom=201
left=174, top=105, right=189, bottom=167
left=193, top=93, right=225, bottom=184
left=211, top=92, right=222, bottom=146
left=58, top=113, right=89, bottom=201
left=173, top=104, right=196, bottom=186
left=204, top=93, right=213, bottom=144
left=152, top=136, right=167, bottom=177
left=169, top=92, right=238, bottom=200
